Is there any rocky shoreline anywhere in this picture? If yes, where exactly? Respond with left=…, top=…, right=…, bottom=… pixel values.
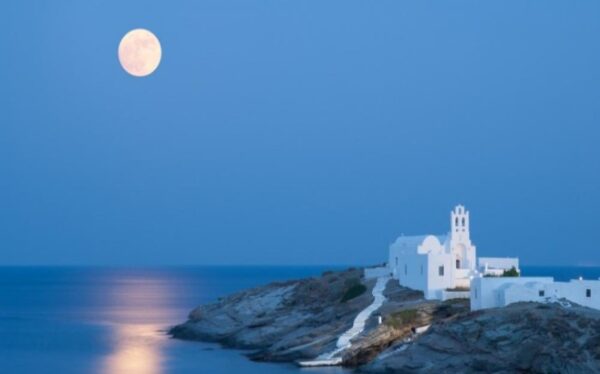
left=170, top=267, right=600, bottom=373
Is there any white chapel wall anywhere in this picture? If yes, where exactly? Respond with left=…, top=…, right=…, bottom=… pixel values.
left=425, top=252, right=453, bottom=299
left=543, top=280, right=600, bottom=310
left=396, top=253, right=429, bottom=297
left=470, top=276, right=554, bottom=310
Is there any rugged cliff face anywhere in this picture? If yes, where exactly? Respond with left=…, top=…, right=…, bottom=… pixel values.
left=170, top=268, right=600, bottom=373
left=170, top=268, right=380, bottom=361
left=365, top=302, right=600, bottom=373
left=170, top=268, right=469, bottom=364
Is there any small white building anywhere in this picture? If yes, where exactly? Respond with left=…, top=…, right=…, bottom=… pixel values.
left=388, top=205, right=486, bottom=299
left=478, top=257, right=520, bottom=276
left=471, top=276, right=600, bottom=311
left=470, top=276, right=554, bottom=310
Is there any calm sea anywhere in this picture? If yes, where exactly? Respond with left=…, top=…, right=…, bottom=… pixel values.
left=0, top=266, right=598, bottom=373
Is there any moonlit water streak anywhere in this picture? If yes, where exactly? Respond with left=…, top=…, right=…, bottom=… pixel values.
left=0, top=267, right=351, bottom=374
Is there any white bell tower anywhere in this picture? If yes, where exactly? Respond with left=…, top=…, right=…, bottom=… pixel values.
left=449, top=205, right=476, bottom=270
left=451, top=205, right=470, bottom=241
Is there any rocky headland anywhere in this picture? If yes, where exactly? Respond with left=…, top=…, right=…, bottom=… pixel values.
left=170, top=267, right=600, bottom=373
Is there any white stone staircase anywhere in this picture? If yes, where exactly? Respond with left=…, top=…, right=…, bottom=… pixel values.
left=297, top=276, right=390, bottom=367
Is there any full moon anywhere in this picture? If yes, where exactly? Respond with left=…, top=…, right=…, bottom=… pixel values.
left=118, top=29, right=162, bottom=77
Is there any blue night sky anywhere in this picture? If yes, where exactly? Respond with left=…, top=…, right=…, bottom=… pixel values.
left=1, top=1, right=599, bottom=266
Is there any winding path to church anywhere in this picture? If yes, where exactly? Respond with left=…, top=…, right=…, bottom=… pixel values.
left=299, top=276, right=390, bottom=366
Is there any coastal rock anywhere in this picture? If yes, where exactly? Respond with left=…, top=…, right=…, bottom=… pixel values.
left=172, top=268, right=600, bottom=373
left=170, top=268, right=379, bottom=360
left=342, top=297, right=469, bottom=367
left=364, top=302, right=600, bottom=373
left=170, top=267, right=467, bottom=364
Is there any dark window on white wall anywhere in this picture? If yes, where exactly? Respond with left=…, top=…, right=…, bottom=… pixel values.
left=539, top=290, right=545, bottom=297
left=586, top=289, right=592, bottom=298
left=456, top=259, right=460, bottom=269
left=438, top=266, right=444, bottom=276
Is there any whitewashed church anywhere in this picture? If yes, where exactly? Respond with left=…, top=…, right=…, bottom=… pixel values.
left=384, top=204, right=599, bottom=312
left=388, top=205, right=516, bottom=300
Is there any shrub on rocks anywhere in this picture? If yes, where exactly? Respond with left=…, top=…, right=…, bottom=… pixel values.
left=342, top=283, right=367, bottom=303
